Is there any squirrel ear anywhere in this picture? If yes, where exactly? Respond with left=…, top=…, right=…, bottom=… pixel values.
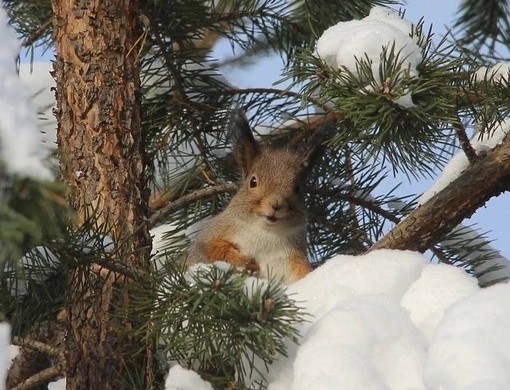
left=298, top=119, right=336, bottom=173
left=227, top=109, right=260, bottom=176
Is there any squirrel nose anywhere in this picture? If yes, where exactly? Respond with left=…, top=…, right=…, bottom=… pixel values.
left=271, top=199, right=284, bottom=211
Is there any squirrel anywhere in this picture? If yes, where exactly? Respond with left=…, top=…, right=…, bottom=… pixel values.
left=187, top=109, right=330, bottom=284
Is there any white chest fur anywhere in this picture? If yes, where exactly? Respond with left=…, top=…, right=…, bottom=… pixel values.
left=230, top=221, right=298, bottom=283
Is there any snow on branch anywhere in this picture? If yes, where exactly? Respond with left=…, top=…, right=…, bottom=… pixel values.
left=419, top=119, right=510, bottom=205
left=315, top=6, right=423, bottom=108
left=371, top=127, right=510, bottom=253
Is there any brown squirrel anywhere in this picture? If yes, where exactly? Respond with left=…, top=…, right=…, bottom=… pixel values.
left=187, top=109, right=330, bottom=284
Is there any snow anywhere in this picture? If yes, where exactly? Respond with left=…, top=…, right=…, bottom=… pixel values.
left=0, top=323, right=11, bottom=390
left=290, top=295, right=426, bottom=390
left=48, top=379, right=66, bottom=390
left=0, top=6, right=52, bottom=180
left=401, top=263, right=479, bottom=341
left=164, top=249, right=510, bottom=389
left=424, top=283, right=510, bottom=389
left=165, top=364, right=213, bottom=390
left=419, top=118, right=510, bottom=204
left=263, top=250, right=510, bottom=389
left=315, top=6, right=422, bottom=108
left=473, top=63, right=510, bottom=84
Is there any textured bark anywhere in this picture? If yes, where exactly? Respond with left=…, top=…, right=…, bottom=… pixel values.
left=371, top=134, right=510, bottom=253
left=51, top=0, right=152, bottom=389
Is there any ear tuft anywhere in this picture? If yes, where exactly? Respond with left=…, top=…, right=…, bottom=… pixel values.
left=226, top=108, right=260, bottom=176
left=298, top=119, right=337, bottom=173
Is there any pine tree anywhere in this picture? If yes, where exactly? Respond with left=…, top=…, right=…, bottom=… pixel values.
left=2, top=0, right=510, bottom=389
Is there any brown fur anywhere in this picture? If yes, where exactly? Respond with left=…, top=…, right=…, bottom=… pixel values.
left=203, top=237, right=260, bottom=273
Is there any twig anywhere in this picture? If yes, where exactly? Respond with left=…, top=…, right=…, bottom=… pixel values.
left=344, top=149, right=365, bottom=243
left=456, top=86, right=486, bottom=107
left=139, top=6, right=187, bottom=101
left=91, top=259, right=142, bottom=280
left=12, top=337, right=61, bottom=358
left=453, top=116, right=478, bottom=164
left=11, top=366, right=61, bottom=390
left=222, top=87, right=330, bottom=113
left=149, top=182, right=237, bottom=226
left=312, top=187, right=400, bottom=223
left=21, top=19, right=52, bottom=48
left=199, top=165, right=217, bottom=186
left=311, top=187, right=461, bottom=264
left=10, top=337, right=65, bottom=390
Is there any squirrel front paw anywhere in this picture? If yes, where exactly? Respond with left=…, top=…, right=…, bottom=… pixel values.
left=203, top=237, right=260, bottom=275
left=241, top=255, right=260, bottom=275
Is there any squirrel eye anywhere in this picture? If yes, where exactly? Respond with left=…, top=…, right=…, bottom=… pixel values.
left=249, top=175, right=258, bottom=188
left=294, top=183, right=301, bottom=193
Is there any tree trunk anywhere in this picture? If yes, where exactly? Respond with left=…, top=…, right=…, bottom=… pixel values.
left=51, top=0, right=152, bottom=388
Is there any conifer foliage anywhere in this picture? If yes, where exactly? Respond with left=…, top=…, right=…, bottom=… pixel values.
left=1, top=0, right=510, bottom=388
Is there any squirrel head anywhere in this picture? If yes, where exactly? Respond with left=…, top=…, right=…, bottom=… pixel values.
left=226, top=109, right=331, bottom=228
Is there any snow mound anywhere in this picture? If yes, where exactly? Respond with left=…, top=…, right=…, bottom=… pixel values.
left=424, top=283, right=510, bottom=389
left=263, top=249, right=510, bottom=389
left=7, top=250, right=509, bottom=390
left=161, top=250, right=510, bottom=389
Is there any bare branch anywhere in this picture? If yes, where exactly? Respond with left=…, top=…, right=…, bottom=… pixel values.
left=149, top=182, right=237, bottom=226
left=12, top=337, right=61, bottom=358
left=370, top=133, right=510, bottom=252
left=453, top=116, right=478, bottom=164
left=21, top=19, right=52, bottom=48
left=9, top=337, right=65, bottom=390
left=11, top=366, right=61, bottom=390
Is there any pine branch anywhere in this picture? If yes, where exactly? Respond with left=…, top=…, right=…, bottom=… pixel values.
left=141, top=7, right=187, bottom=102
left=11, top=366, right=61, bottom=390
left=12, top=337, right=61, bottom=358
left=149, top=182, right=237, bottom=226
left=21, top=19, right=52, bottom=48
left=9, top=336, right=65, bottom=390
left=223, top=87, right=328, bottom=111
left=370, top=133, right=510, bottom=252
left=453, top=0, right=510, bottom=50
